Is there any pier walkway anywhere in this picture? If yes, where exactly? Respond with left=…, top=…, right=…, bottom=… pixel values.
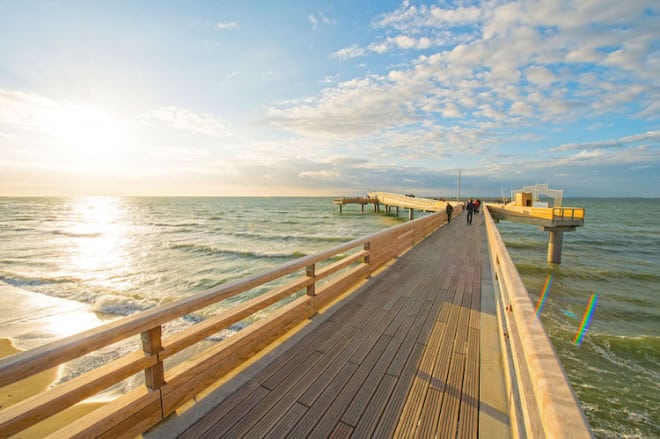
left=167, top=213, right=507, bottom=438
left=0, top=202, right=591, bottom=438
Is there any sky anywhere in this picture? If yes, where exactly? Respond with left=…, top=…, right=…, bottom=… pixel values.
left=0, top=0, right=659, bottom=197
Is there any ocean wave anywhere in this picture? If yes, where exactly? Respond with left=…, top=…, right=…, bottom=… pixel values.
left=228, top=230, right=352, bottom=244
left=50, top=230, right=103, bottom=238
left=91, top=294, right=155, bottom=316
left=586, top=334, right=660, bottom=385
left=169, top=242, right=307, bottom=259
left=151, top=222, right=201, bottom=228
left=504, top=240, right=545, bottom=250
left=514, top=263, right=660, bottom=282
left=0, top=272, right=82, bottom=288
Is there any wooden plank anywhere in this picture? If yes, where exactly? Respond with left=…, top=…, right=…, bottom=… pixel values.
left=287, top=362, right=359, bottom=439
left=222, top=351, right=325, bottom=437
left=350, top=373, right=397, bottom=438
left=437, top=353, right=466, bottom=439
left=300, top=334, right=393, bottom=438
left=262, top=402, right=308, bottom=439
left=415, top=388, right=443, bottom=438
left=329, top=421, right=354, bottom=439
left=392, top=321, right=446, bottom=438
left=341, top=316, right=415, bottom=427
left=458, top=328, right=480, bottom=439
left=183, top=386, right=271, bottom=439
left=372, top=342, right=425, bottom=439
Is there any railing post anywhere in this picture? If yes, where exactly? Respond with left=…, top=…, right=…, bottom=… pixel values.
left=141, top=326, right=165, bottom=391
left=364, top=242, right=371, bottom=277
left=306, top=264, right=316, bottom=297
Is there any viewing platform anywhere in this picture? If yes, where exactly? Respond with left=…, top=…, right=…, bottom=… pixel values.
left=0, top=202, right=591, bottom=438
left=487, top=204, right=585, bottom=263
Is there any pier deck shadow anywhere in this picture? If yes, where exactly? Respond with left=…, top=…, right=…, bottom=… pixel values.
left=176, top=212, right=497, bottom=438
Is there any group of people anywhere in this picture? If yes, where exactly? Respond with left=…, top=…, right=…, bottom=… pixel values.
left=444, top=198, right=480, bottom=225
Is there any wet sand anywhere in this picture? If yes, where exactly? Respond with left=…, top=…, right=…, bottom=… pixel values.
left=0, top=284, right=106, bottom=437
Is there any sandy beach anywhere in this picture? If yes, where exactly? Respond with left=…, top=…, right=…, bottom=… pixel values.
left=0, top=283, right=107, bottom=437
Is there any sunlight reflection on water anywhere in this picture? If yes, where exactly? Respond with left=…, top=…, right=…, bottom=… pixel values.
left=62, top=197, right=134, bottom=291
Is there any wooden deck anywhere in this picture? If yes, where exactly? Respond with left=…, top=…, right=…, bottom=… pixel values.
left=173, top=211, right=499, bottom=439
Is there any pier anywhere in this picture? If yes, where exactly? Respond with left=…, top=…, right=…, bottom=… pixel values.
left=334, top=192, right=449, bottom=220
left=0, top=203, right=591, bottom=438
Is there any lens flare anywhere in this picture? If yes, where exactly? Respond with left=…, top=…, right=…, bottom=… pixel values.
left=574, top=293, right=598, bottom=346
left=535, top=274, right=553, bottom=317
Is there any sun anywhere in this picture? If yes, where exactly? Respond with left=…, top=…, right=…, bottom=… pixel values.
left=42, top=103, right=131, bottom=172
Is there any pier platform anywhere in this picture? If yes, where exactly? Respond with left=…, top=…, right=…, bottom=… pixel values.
left=157, top=213, right=509, bottom=438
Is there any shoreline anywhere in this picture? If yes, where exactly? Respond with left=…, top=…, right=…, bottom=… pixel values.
left=0, top=282, right=105, bottom=352
left=0, top=284, right=108, bottom=437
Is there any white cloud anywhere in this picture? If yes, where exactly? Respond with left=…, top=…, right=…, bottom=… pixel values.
left=0, top=88, right=57, bottom=129
left=333, top=45, right=366, bottom=60
left=146, top=106, right=231, bottom=137
left=292, top=0, right=658, bottom=142
left=550, top=130, right=660, bottom=152
left=525, top=66, right=556, bottom=86
left=217, top=21, right=239, bottom=30
left=309, top=12, right=333, bottom=30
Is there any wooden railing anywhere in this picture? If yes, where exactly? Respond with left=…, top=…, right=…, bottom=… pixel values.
left=0, top=208, right=456, bottom=438
left=483, top=205, right=592, bottom=438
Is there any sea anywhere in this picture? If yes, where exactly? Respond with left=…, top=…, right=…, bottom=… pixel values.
left=0, top=196, right=657, bottom=438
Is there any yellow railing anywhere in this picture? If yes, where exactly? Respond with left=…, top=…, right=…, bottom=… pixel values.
left=483, top=205, right=592, bottom=438
left=552, top=207, right=585, bottom=220
left=0, top=208, right=456, bottom=438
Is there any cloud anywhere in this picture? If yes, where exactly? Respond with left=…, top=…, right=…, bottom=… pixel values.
left=309, top=11, right=333, bottom=30
left=550, top=130, right=660, bottom=152
left=333, top=45, right=366, bottom=60
left=217, top=21, right=239, bottom=30
left=272, top=0, right=659, bottom=141
left=145, top=106, right=231, bottom=137
left=374, top=1, right=482, bottom=31
left=267, top=75, right=422, bottom=137
left=0, top=87, right=58, bottom=129
left=525, top=66, right=556, bottom=86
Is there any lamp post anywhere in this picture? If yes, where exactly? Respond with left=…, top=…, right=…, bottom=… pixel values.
left=457, top=169, right=461, bottom=202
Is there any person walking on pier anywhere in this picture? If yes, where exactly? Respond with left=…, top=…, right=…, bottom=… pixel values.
left=445, top=202, right=453, bottom=222
left=466, top=199, right=475, bottom=225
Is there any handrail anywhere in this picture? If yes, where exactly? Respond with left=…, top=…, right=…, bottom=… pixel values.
left=552, top=207, right=585, bottom=220
left=483, top=205, right=592, bottom=438
left=0, top=207, right=456, bottom=437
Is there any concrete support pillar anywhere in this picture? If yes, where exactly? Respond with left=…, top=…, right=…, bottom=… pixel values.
left=547, top=229, right=564, bottom=263
left=395, top=207, right=399, bottom=217
left=338, top=205, right=343, bottom=214
left=544, top=226, right=575, bottom=264
left=360, top=204, right=364, bottom=212
left=408, top=208, right=414, bottom=221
